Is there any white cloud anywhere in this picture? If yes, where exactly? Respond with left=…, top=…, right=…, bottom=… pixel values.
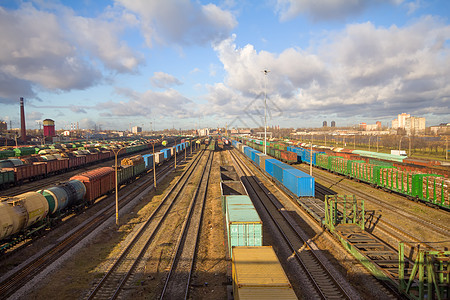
left=406, top=0, right=421, bottom=15
left=115, top=0, right=237, bottom=47
left=96, top=87, right=195, bottom=119
left=26, top=111, right=44, bottom=122
left=0, top=3, right=143, bottom=103
left=275, top=0, right=404, bottom=22
left=67, top=14, right=143, bottom=73
left=206, top=17, right=450, bottom=124
left=150, top=72, right=183, bottom=88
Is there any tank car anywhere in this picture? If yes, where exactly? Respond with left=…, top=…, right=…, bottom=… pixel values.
left=0, top=192, right=49, bottom=240
left=37, top=180, right=86, bottom=215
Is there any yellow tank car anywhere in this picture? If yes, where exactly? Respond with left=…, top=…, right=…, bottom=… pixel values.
left=0, top=192, right=49, bottom=240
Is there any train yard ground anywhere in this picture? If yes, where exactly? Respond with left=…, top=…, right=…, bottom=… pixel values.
left=0, top=145, right=449, bottom=299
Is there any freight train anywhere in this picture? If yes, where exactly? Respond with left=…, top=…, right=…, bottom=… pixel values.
left=0, top=140, right=161, bottom=189
left=232, top=140, right=315, bottom=198
left=0, top=142, right=191, bottom=253
left=219, top=166, right=297, bottom=299
left=238, top=137, right=450, bottom=210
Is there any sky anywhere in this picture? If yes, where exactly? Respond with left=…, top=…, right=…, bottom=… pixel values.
left=0, top=0, right=449, bottom=131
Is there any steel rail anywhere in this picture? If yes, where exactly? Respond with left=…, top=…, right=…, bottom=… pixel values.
left=87, top=149, right=205, bottom=300
left=160, top=151, right=213, bottom=299
left=230, top=149, right=354, bottom=300
left=0, top=151, right=191, bottom=300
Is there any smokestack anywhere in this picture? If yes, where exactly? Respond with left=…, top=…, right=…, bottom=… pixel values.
left=20, top=97, right=27, bottom=142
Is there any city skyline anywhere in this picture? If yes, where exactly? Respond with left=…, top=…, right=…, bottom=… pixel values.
left=1, top=0, right=449, bottom=131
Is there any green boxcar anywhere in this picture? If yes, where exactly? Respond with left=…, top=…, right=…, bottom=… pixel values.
left=117, top=165, right=134, bottom=185
left=14, top=147, right=36, bottom=157
left=133, top=161, right=146, bottom=177
left=0, top=169, right=15, bottom=187
left=0, top=150, right=15, bottom=160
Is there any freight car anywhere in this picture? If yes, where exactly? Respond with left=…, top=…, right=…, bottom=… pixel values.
left=234, top=140, right=315, bottom=198
left=220, top=165, right=262, bottom=257
left=70, top=167, right=115, bottom=203
left=0, top=192, right=50, bottom=242
left=238, top=137, right=449, bottom=210
left=315, top=152, right=450, bottom=209
left=0, top=148, right=174, bottom=252
left=0, top=139, right=164, bottom=190
left=37, top=180, right=86, bottom=216
left=219, top=165, right=297, bottom=299
left=243, top=140, right=298, bottom=164
left=232, top=246, right=297, bottom=300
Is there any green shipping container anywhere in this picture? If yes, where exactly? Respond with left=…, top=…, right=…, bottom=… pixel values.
left=225, top=195, right=263, bottom=256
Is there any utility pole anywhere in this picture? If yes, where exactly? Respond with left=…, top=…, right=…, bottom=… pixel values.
left=263, top=69, right=270, bottom=155
left=112, top=148, right=123, bottom=227
left=310, top=134, right=313, bottom=176
left=152, top=141, right=157, bottom=190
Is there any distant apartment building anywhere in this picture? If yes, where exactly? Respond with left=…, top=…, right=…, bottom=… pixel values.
left=392, top=113, right=425, bottom=135
left=331, top=121, right=336, bottom=127
left=323, top=121, right=327, bottom=127
left=430, top=123, right=450, bottom=135
left=132, top=126, right=142, bottom=134
left=360, top=121, right=381, bottom=131
left=198, top=128, right=210, bottom=136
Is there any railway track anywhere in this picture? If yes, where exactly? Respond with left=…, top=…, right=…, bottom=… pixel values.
left=85, top=149, right=206, bottom=300
left=160, top=151, right=213, bottom=299
left=229, top=149, right=357, bottom=300
left=305, top=167, right=450, bottom=248
left=0, top=151, right=191, bottom=300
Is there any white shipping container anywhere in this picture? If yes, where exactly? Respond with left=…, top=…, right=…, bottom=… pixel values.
left=154, top=152, right=165, bottom=164
left=391, top=150, right=407, bottom=156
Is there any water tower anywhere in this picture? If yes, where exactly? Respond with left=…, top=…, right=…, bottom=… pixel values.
left=43, top=119, right=55, bottom=137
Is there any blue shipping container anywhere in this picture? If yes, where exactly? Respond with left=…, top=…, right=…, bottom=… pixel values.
left=251, top=150, right=261, bottom=165
left=161, top=148, right=171, bottom=159
left=264, top=159, right=279, bottom=177
left=141, top=154, right=154, bottom=169
left=283, top=168, right=315, bottom=197
left=272, top=161, right=295, bottom=183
